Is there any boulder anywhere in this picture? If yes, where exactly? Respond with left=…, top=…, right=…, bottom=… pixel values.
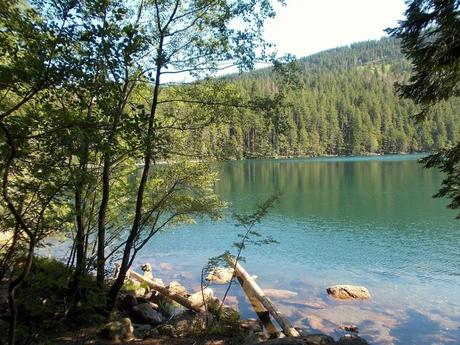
left=98, top=318, right=134, bottom=341
left=257, top=334, right=336, bottom=345
left=326, top=285, right=370, bottom=300
left=168, top=281, right=188, bottom=295
left=133, top=324, right=154, bottom=339
left=206, top=267, right=234, bottom=284
left=337, top=335, right=369, bottom=345
left=131, top=303, right=165, bottom=325
left=188, top=287, right=214, bottom=308
left=157, top=311, right=213, bottom=338
left=264, top=288, right=298, bottom=299
left=119, top=293, right=138, bottom=311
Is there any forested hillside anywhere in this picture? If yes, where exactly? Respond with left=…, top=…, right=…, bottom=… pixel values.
left=187, top=37, right=459, bottom=159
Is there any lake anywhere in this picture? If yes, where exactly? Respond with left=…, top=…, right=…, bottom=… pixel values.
left=134, top=154, right=460, bottom=344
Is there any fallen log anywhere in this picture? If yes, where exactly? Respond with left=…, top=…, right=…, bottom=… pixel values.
left=236, top=275, right=279, bottom=338
left=227, top=257, right=300, bottom=337
left=127, top=269, right=203, bottom=313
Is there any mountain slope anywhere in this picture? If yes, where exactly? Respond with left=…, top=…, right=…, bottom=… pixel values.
left=188, top=37, right=459, bottom=159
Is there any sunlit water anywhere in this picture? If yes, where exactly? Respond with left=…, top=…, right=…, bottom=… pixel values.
left=58, top=154, right=460, bottom=344
left=128, top=154, right=460, bottom=344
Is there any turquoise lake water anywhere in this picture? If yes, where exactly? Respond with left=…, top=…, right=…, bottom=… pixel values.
left=132, top=154, right=459, bottom=344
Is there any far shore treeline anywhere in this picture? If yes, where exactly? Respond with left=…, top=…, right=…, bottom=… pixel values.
left=190, top=38, right=459, bottom=159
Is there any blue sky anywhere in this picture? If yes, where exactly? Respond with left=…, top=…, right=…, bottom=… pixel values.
left=264, top=0, right=407, bottom=58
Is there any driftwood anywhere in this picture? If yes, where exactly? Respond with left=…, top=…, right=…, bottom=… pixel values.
left=236, top=275, right=279, bottom=337
left=227, top=257, right=300, bottom=337
left=127, top=269, right=203, bottom=313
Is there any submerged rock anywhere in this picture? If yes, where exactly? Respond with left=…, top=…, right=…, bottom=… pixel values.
left=98, top=318, right=134, bottom=341
left=264, top=288, right=298, bottom=299
left=326, top=285, right=370, bottom=300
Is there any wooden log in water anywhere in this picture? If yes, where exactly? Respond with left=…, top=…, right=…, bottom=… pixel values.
left=127, top=269, right=203, bottom=313
left=236, top=275, right=279, bottom=337
left=227, top=257, right=300, bottom=337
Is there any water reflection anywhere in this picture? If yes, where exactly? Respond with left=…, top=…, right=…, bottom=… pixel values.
left=136, top=155, right=459, bottom=344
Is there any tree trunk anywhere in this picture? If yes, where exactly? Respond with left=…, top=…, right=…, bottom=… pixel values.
left=108, top=36, right=164, bottom=308
left=8, top=239, right=35, bottom=345
left=96, top=157, right=110, bottom=288
left=227, top=257, right=300, bottom=337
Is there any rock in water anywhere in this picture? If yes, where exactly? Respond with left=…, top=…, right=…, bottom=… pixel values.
left=326, top=285, right=370, bottom=300
left=188, top=287, right=214, bottom=308
left=98, top=318, right=134, bottom=341
left=131, top=303, right=165, bottom=325
left=206, top=267, right=234, bottom=284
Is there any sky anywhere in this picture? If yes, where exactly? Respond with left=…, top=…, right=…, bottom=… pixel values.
left=263, top=0, right=407, bottom=58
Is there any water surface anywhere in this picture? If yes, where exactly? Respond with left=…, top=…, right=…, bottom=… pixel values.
left=135, top=154, right=460, bottom=344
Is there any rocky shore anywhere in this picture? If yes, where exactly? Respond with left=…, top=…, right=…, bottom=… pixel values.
left=95, top=267, right=370, bottom=345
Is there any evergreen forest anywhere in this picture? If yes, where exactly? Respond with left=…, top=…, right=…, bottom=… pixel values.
left=188, top=37, right=459, bottom=159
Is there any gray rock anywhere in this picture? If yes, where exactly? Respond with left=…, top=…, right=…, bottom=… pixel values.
left=132, top=303, right=165, bottom=325
left=133, top=324, right=153, bottom=339
left=326, top=285, right=370, bottom=300
left=157, top=324, right=179, bottom=338
left=157, top=311, right=214, bottom=338
left=337, top=335, right=369, bottom=345
left=257, top=334, right=336, bottom=345
left=98, top=318, right=134, bottom=341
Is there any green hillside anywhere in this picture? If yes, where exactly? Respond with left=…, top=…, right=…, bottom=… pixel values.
left=189, top=37, right=459, bottom=159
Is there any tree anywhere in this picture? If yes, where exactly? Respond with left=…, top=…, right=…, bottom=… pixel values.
left=387, top=0, right=460, bottom=218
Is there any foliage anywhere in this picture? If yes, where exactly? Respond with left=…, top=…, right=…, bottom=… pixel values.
left=421, top=143, right=460, bottom=218
left=1, top=0, right=287, bottom=341
left=7, top=258, right=105, bottom=343
left=184, top=37, right=459, bottom=158
left=386, top=0, right=460, bottom=121
left=387, top=0, right=460, bottom=217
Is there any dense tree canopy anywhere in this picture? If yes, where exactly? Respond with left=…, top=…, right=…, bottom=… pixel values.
left=181, top=38, right=459, bottom=159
